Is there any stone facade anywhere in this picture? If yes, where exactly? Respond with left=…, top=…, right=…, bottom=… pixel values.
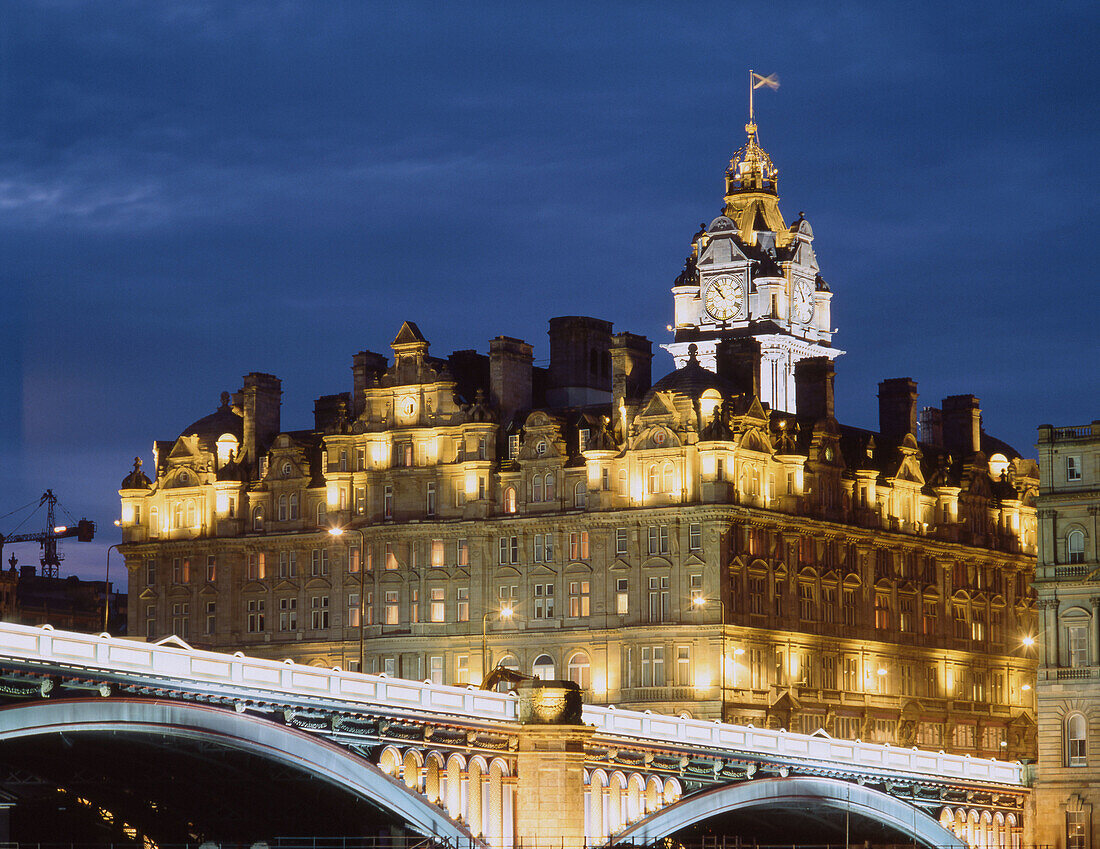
left=119, top=123, right=1039, bottom=762
left=1033, top=421, right=1100, bottom=849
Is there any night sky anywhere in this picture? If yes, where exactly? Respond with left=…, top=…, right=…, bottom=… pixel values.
left=2, top=2, right=1097, bottom=581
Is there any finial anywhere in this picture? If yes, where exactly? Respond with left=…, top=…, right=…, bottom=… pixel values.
left=220, top=391, right=231, bottom=407
left=133, top=456, right=142, bottom=472
left=687, top=343, right=699, bottom=363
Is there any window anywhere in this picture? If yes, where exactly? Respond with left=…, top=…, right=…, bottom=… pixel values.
left=578, top=427, right=590, bottom=450
left=172, top=557, right=190, bottom=584
left=145, top=559, right=156, bottom=586
left=648, top=575, right=670, bottom=623
left=246, top=553, right=264, bottom=581
left=316, top=501, right=327, bottom=526
left=799, top=583, right=816, bottom=621
left=532, top=474, right=543, bottom=502
left=676, top=645, right=691, bottom=686
left=874, top=593, right=890, bottom=629
left=477, top=438, right=487, bottom=460
left=647, top=525, right=670, bottom=556
left=568, top=581, right=590, bottom=617
left=641, top=646, right=665, bottom=687
left=773, top=579, right=784, bottom=617
left=426, top=482, right=437, bottom=516
left=508, top=434, right=520, bottom=460
left=457, top=538, right=468, bottom=567
left=923, top=600, right=938, bottom=635
left=279, top=597, right=297, bottom=631
left=310, top=596, right=329, bottom=630
left=662, top=462, right=675, bottom=493
left=353, top=487, right=364, bottom=515
left=456, top=587, right=469, bottom=622
left=533, top=584, right=555, bottom=619
left=615, top=528, right=628, bottom=555
left=899, top=597, right=913, bottom=632
left=926, top=665, right=939, bottom=698
left=1069, top=625, right=1089, bottom=668
left=618, top=468, right=628, bottom=495
left=311, top=548, right=329, bottom=576
left=573, top=481, right=586, bottom=508
left=455, top=655, right=470, bottom=685
left=171, top=602, right=189, bottom=638
left=749, top=577, right=766, bottom=616
left=822, top=585, right=836, bottom=624
left=543, top=473, right=555, bottom=501
left=429, top=655, right=444, bottom=685
left=616, top=579, right=629, bottom=615
left=278, top=495, right=288, bottom=521
left=429, top=587, right=445, bottom=622
left=1067, top=811, right=1087, bottom=849
left=821, top=654, right=837, bottom=689
left=503, top=486, right=516, bottom=513
left=252, top=506, right=264, bottom=532
left=842, top=657, right=858, bottom=692
left=842, top=588, right=856, bottom=626
left=601, top=467, right=609, bottom=490
left=149, top=506, right=159, bottom=537
left=533, top=654, right=555, bottom=679
left=385, top=543, right=398, bottom=570
left=205, top=601, right=216, bottom=635
left=648, top=464, right=659, bottom=494
left=1068, top=530, right=1086, bottom=564
left=568, top=652, right=591, bottom=688
left=347, top=593, right=360, bottom=628
left=348, top=546, right=360, bottom=574
left=410, top=587, right=420, bottom=623
left=1067, top=455, right=1082, bottom=481
left=499, top=536, right=519, bottom=565
left=287, top=493, right=298, bottom=520
left=383, top=485, right=393, bottom=519
left=383, top=591, right=399, bottom=625
left=569, top=531, right=588, bottom=560
left=246, top=599, right=265, bottom=633
left=971, top=607, right=986, bottom=641
left=688, top=523, right=701, bottom=551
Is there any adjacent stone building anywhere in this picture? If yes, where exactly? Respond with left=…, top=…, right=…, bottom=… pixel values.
left=1033, top=421, right=1100, bottom=849
left=118, top=121, right=1039, bottom=760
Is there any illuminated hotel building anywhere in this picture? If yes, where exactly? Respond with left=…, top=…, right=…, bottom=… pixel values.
left=119, top=122, right=1039, bottom=760
left=1032, top=421, right=1100, bottom=849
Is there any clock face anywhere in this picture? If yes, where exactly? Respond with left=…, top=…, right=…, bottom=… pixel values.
left=792, top=278, right=815, bottom=324
left=704, top=275, right=744, bottom=321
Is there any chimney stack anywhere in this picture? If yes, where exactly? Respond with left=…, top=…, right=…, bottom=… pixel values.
left=610, top=332, right=653, bottom=412
left=351, top=351, right=388, bottom=419
left=878, top=378, right=919, bottom=442
left=794, top=357, right=835, bottom=421
left=942, top=394, right=982, bottom=457
left=547, top=316, right=613, bottom=407
left=241, top=372, right=282, bottom=468
left=715, top=338, right=761, bottom=399
left=490, top=336, right=534, bottom=424
left=918, top=406, right=943, bottom=447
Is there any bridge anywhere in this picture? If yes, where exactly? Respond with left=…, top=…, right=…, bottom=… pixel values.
left=0, top=623, right=1027, bottom=847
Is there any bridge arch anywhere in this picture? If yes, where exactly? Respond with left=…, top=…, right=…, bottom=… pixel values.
left=0, top=699, right=480, bottom=845
left=614, top=776, right=965, bottom=849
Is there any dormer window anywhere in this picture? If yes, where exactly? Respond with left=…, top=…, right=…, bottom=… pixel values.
left=282, top=462, right=292, bottom=478
left=508, top=434, right=521, bottom=460
left=579, top=428, right=590, bottom=451
left=535, top=440, right=548, bottom=457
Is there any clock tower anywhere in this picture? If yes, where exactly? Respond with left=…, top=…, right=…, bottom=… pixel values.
left=663, top=120, right=841, bottom=413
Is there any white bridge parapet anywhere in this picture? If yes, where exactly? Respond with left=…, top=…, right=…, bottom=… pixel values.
left=0, top=623, right=1025, bottom=790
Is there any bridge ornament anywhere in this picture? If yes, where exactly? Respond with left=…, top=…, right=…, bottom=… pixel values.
left=0, top=623, right=1027, bottom=848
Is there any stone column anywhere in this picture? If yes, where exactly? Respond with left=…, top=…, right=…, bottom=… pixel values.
left=1091, top=597, right=1100, bottom=666
left=513, top=680, right=594, bottom=847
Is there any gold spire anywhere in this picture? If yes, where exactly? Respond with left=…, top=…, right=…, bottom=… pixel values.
left=723, top=70, right=788, bottom=246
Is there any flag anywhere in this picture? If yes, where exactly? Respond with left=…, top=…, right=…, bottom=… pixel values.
left=752, top=72, right=779, bottom=90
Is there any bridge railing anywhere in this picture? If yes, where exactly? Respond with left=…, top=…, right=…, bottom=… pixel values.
left=0, top=623, right=518, bottom=724
left=582, top=705, right=1025, bottom=786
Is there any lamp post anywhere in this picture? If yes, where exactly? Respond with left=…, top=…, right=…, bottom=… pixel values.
left=481, top=605, right=514, bottom=681
left=328, top=526, right=365, bottom=672
left=103, top=543, right=121, bottom=633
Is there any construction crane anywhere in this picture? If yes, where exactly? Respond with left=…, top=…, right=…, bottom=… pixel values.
left=0, top=490, right=95, bottom=578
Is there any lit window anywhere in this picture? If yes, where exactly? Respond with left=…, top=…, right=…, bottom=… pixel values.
left=1067, top=456, right=1082, bottom=482
left=504, top=486, right=517, bottom=513
left=429, top=587, right=445, bottom=623
left=573, top=481, right=586, bottom=508
left=568, top=581, right=590, bottom=617
left=688, top=523, right=701, bottom=551
left=615, top=528, right=628, bottom=555
left=1067, top=530, right=1086, bottom=564
left=567, top=652, right=590, bottom=688
left=1067, top=713, right=1087, bottom=766
left=426, top=482, right=436, bottom=516
left=616, top=578, right=628, bottom=615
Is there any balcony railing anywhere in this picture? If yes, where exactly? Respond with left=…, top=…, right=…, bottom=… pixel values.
left=1056, top=667, right=1093, bottom=680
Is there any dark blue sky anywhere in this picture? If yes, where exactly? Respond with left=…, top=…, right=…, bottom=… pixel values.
left=2, top=1, right=1097, bottom=580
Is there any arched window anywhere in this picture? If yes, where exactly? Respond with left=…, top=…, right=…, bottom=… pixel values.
left=1067, top=530, right=1086, bottom=564
left=289, top=492, right=299, bottom=520
left=544, top=473, right=555, bottom=501
left=149, top=506, right=159, bottom=536
left=532, top=475, right=543, bottom=503
left=1067, top=713, right=1088, bottom=766
left=172, top=502, right=183, bottom=529
left=252, top=506, right=264, bottom=532
left=504, top=486, right=517, bottom=514
left=567, top=651, right=590, bottom=688
left=185, top=499, right=196, bottom=528
left=278, top=495, right=288, bottom=522
left=662, top=461, right=675, bottom=493
left=317, top=501, right=327, bottom=526
left=618, top=468, right=628, bottom=496
left=648, top=464, right=659, bottom=494
left=574, top=481, right=586, bottom=508
left=532, top=654, right=555, bottom=680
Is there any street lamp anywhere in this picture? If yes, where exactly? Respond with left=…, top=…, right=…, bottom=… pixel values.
left=328, top=526, right=366, bottom=673
left=481, top=605, right=514, bottom=680
left=103, top=543, right=121, bottom=633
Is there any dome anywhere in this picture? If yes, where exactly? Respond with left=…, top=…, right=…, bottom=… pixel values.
left=180, top=392, right=243, bottom=442
left=725, top=126, right=778, bottom=196
left=120, top=457, right=152, bottom=490
left=646, top=345, right=734, bottom=402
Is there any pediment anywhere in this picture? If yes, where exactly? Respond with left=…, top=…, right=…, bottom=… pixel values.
left=563, top=561, right=593, bottom=574
left=683, top=553, right=706, bottom=568
left=638, top=393, right=675, bottom=419
left=305, top=577, right=332, bottom=591
left=698, top=232, right=748, bottom=266
left=168, top=435, right=203, bottom=460
left=530, top=564, right=559, bottom=577
left=138, top=588, right=158, bottom=600
left=743, top=397, right=769, bottom=422
left=642, top=556, right=672, bottom=569
left=198, top=583, right=218, bottom=596
left=273, top=579, right=299, bottom=592
left=494, top=566, right=522, bottom=578
left=167, top=585, right=190, bottom=599
left=242, top=580, right=267, bottom=593
left=609, top=558, right=632, bottom=571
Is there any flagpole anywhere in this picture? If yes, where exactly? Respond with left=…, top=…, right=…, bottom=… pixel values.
left=748, top=68, right=754, bottom=127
